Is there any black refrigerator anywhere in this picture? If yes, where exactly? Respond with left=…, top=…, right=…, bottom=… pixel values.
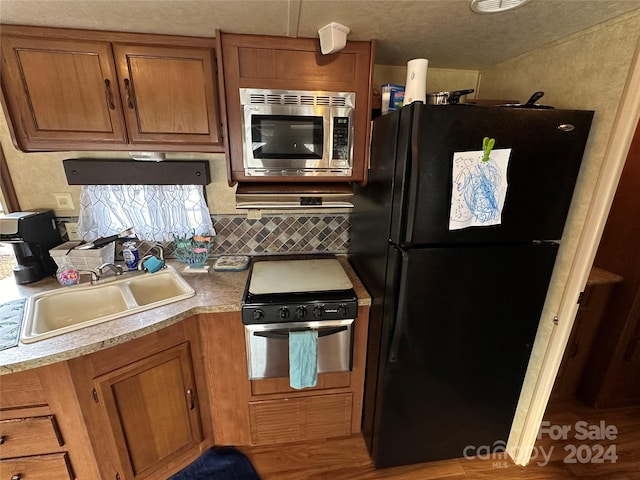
left=349, top=102, right=593, bottom=468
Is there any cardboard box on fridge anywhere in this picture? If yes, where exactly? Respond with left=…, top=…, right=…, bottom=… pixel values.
left=381, top=84, right=405, bottom=114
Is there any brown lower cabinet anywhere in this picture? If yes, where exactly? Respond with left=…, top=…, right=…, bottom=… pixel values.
left=0, top=366, right=97, bottom=480
left=91, top=343, right=202, bottom=479
left=0, top=306, right=370, bottom=479
left=67, top=320, right=210, bottom=480
left=0, top=415, right=73, bottom=480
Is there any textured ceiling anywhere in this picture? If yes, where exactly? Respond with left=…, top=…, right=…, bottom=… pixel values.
left=1, top=0, right=639, bottom=69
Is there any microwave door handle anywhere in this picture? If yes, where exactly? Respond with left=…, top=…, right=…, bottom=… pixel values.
left=253, top=326, right=348, bottom=339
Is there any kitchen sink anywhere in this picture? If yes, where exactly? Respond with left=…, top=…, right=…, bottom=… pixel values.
left=128, top=272, right=191, bottom=306
left=30, top=285, right=130, bottom=335
left=20, top=266, right=195, bottom=343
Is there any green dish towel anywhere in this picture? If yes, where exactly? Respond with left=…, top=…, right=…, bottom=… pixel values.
left=289, top=330, right=318, bottom=389
left=0, top=298, right=25, bottom=351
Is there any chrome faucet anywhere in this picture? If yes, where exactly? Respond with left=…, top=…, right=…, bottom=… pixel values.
left=77, top=269, right=100, bottom=285
left=98, top=262, right=124, bottom=277
left=151, top=243, right=165, bottom=262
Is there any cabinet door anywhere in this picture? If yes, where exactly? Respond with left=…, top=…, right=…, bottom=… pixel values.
left=0, top=36, right=127, bottom=149
left=94, top=343, right=202, bottom=479
left=113, top=44, right=221, bottom=147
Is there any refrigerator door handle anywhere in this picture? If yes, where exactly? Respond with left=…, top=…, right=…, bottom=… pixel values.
left=402, top=106, right=422, bottom=244
left=389, top=249, right=410, bottom=363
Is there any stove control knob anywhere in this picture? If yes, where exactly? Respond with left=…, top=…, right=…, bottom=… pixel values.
left=338, top=304, right=349, bottom=316
left=278, top=307, right=290, bottom=319
left=252, top=309, right=265, bottom=321
left=312, top=306, right=325, bottom=318
left=295, top=306, right=307, bottom=319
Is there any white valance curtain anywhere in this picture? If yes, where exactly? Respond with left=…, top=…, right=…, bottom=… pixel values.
left=77, top=184, right=215, bottom=242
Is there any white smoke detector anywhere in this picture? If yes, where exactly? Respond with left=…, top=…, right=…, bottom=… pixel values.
left=470, top=0, right=530, bottom=13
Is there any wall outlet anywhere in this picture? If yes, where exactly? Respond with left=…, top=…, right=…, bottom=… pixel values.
left=65, top=222, right=81, bottom=241
left=54, top=193, right=75, bottom=210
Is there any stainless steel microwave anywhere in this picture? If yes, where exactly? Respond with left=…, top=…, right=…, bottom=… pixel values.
left=240, top=88, right=355, bottom=178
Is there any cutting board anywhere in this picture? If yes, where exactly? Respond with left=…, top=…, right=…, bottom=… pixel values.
left=249, top=258, right=353, bottom=295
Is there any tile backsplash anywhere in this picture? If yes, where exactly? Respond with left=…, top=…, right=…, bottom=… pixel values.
left=56, top=213, right=351, bottom=259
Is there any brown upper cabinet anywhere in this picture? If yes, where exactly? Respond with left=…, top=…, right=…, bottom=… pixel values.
left=0, top=25, right=223, bottom=152
left=218, top=31, right=375, bottom=185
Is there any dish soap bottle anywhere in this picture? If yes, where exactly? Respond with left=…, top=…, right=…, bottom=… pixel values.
left=56, top=256, right=80, bottom=286
left=123, top=241, right=139, bottom=270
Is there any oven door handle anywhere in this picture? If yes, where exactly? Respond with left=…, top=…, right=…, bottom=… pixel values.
left=253, top=326, right=348, bottom=339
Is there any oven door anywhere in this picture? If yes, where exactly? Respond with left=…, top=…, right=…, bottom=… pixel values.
left=245, top=319, right=354, bottom=380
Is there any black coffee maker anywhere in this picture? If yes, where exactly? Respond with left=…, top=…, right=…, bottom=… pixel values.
left=0, top=210, right=63, bottom=284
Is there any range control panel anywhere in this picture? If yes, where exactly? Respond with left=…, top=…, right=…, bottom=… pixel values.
left=242, top=297, right=358, bottom=325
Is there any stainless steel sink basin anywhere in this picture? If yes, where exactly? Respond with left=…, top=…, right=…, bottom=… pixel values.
left=21, top=266, right=195, bottom=343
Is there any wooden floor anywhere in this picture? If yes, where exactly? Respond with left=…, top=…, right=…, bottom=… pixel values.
left=241, top=401, right=640, bottom=479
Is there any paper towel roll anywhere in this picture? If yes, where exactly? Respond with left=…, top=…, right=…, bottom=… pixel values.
left=404, top=58, right=428, bottom=105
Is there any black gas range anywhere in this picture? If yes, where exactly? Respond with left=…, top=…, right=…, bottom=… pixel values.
left=241, top=257, right=358, bottom=325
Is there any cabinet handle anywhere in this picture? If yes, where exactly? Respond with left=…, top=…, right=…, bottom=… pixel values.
left=0, top=435, right=6, bottom=444
left=186, top=388, right=195, bottom=410
left=104, top=79, right=115, bottom=110
left=124, top=78, right=135, bottom=109
left=11, top=474, right=22, bottom=480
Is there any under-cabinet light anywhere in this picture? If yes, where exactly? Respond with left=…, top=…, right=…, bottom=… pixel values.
left=129, top=152, right=166, bottom=162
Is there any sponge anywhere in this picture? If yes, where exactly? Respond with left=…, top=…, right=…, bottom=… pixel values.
left=143, top=256, right=164, bottom=273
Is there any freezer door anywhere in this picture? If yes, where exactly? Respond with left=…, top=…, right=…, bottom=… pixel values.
left=393, top=104, right=593, bottom=245
left=369, top=242, right=558, bottom=468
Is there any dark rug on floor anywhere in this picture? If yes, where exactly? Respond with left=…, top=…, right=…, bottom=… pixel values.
left=168, top=447, right=261, bottom=480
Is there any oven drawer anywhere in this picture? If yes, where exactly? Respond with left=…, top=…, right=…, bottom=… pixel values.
left=245, top=319, right=354, bottom=380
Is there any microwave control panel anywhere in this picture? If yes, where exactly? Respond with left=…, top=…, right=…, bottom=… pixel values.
left=332, top=117, right=350, bottom=160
